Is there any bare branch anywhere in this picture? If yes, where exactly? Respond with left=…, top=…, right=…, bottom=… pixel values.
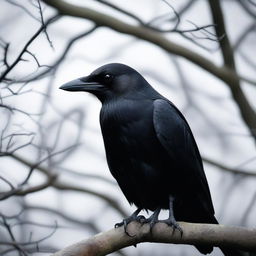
left=42, top=0, right=256, bottom=141
left=94, top=0, right=144, bottom=25
left=208, top=0, right=256, bottom=140
left=58, top=166, right=117, bottom=185
left=208, top=0, right=235, bottom=68
left=0, top=14, right=59, bottom=82
left=41, top=0, right=229, bottom=80
left=0, top=220, right=58, bottom=246
left=37, top=0, right=54, bottom=48
left=52, top=222, right=255, bottom=256
left=5, top=153, right=128, bottom=217
left=241, top=192, right=256, bottom=226
left=0, top=175, right=15, bottom=190
left=1, top=215, right=28, bottom=256
left=5, top=0, right=40, bottom=21
left=2, top=42, right=10, bottom=68
left=25, top=50, right=51, bottom=68
left=23, top=204, right=100, bottom=233
left=15, top=25, right=98, bottom=83
left=52, top=180, right=127, bottom=217
left=238, top=0, right=256, bottom=19
left=234, top=22, right=256, bottom=50
left=203, top=157, right=256, bottom=177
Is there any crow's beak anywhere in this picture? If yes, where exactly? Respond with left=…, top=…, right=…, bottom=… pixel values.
left=59, top=76, right=104, bottom=92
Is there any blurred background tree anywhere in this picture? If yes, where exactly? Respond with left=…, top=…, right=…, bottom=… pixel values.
left=0, top=0, right=255, bottom=255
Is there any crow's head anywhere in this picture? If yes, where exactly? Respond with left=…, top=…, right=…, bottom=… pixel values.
left=60, top=63, right=148, bottom=102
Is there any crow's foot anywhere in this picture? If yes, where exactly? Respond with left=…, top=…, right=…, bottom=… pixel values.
left=159, top=195, right=183, bottom=236
left=114, top=215, right=145, bottom=228
left=140, top=208, right=160, bottom=233
left=160, top=216, right=183, bottom=236
left=114, top=208, right=144, bottom=236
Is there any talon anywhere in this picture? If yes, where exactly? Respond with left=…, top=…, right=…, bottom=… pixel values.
left=141, top=208, right=161, bottom=233
left=137, top=215, right=146, bottom=223
left=160, top=218, right=183, bottom=236
left=115, top=219, right=135, bottom=237
left=114, top=208, right=143, bottom=236
left=173, top=221, right=183, bottom=236
left=115, top=221, right=124, bottom=228
left=149, top=221, right=155, bottom=233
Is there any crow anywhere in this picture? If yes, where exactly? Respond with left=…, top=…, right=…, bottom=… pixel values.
left=60, top=63, right=242, bottom=255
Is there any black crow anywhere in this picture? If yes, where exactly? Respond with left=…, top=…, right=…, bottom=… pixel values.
left=60, top=63, right=241, bottom=255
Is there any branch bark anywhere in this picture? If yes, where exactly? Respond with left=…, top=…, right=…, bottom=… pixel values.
left=52, top=221, right=256, bottom=256
left=41, top=0, right=256, bottom=141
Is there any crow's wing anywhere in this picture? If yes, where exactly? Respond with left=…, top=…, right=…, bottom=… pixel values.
left=153, top=99, right=214, bottom=214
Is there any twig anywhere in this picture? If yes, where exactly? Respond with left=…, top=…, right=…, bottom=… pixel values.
left=203, top=157, right=256, bottom=177
left=37, top=0, right=54, bottom=48
left=234, top=22, right=256, bottom=50
left=0, top=14, right=58, bottom=82
left=238, top=0, right=256, bottom=19
left=23, top=204, right=99, bottom=233
left=0, top=175, right=15, bottom=190
left=1, top=216, right=28, bottom=256
left=5, top=153, right=128, bottom=217
left=15, top=25, right=97, bottom=84
left=25, top=50, right=51, bottom=68
left=5, top=0, right=40, bottom=21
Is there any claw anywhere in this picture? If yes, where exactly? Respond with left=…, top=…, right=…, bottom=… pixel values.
left=140, top=208, right=161, bottom=233
left=149, top=220, right=156, bottom=233
left=114, top=208, right=143, bottom=237
left=115, top=219, right=135, bottom=237
left=115, top=221, right=124, bottom=228
left=160, top=217, right=183, bottom=237
left=137, top=215, right=146, bottom=223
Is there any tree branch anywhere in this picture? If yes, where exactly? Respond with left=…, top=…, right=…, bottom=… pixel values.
left=15, top=25, right=98, bottom=84
left=52, top=221, right=256, bottom=256
left=208, top=0, right=235, bottom=69
left=41, top=0, right=256, bottom=141
left=0, top=15, right=59, bottom=82
left=203, top=157, right=256, bottom=177
left=7, top=153, right=127, bottom=217
left=208, top=0, right=256, bottom=140
left=41, top=0, right=230, bottom=81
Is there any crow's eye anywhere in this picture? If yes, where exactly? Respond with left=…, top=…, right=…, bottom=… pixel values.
left=104, top=73, right=112, bottom=81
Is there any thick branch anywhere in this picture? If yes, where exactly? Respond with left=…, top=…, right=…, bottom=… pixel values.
left=208, top=0, right=256, bottom=139
left=52, top=221, right=256, bottom=256
left=208, top=0, right=235, bottom=69
left=41, top=0, right=231, bottom=82
left=42, top=0, right=256, bottom=140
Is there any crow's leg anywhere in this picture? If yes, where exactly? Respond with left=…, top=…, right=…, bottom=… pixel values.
left=160, top=195, right=183, bottom=236
left=115, top=208, right=144, bottom=236
left=141, top=208, right=161, bottom=233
